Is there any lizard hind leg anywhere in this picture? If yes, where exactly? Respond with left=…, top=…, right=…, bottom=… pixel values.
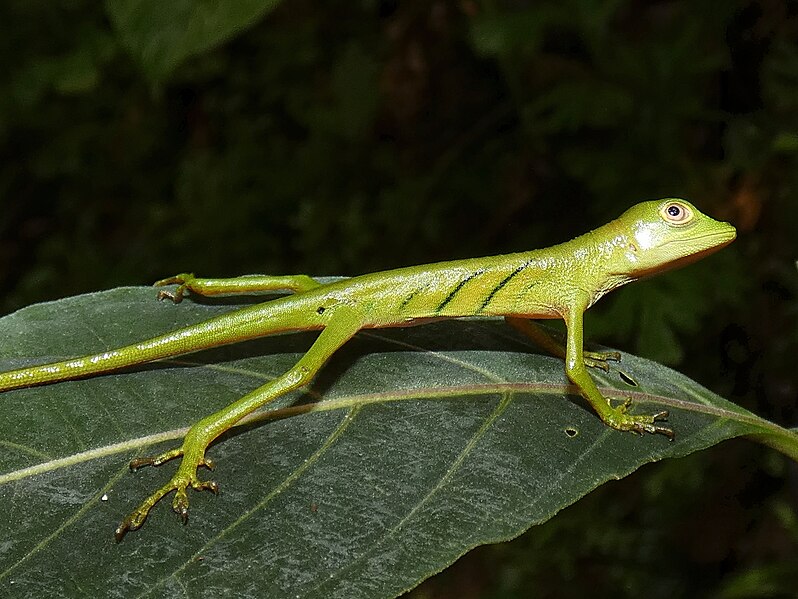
left=114, top=307, right=363, bottom=540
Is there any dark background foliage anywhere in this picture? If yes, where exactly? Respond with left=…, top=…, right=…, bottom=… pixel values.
left=0, top=0, right=796, bottom=596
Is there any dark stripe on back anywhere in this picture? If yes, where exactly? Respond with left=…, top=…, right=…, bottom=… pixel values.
left=478, top=260, right=534, bottom=312
left=435, top=270, right=484, bottom=313
left=399, top=289, right=419, bottom=311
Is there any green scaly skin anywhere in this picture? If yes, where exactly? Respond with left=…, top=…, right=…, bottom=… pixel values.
left=0, top=199, right=736, bottom=539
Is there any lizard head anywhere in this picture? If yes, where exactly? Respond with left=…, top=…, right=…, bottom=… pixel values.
left=615, top=198, right=737, bottom=278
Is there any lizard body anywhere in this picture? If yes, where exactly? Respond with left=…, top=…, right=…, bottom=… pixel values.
left=0, top=198, right=736, bottom=538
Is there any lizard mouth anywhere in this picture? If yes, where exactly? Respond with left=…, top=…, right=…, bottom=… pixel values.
left=669, top=228, right=736, bottom=266
left=632, top=224, right=737, bottom=278
left=661, top=225, right=737, bottom=253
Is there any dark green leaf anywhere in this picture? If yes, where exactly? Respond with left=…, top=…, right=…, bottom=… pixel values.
left=105, top=0, right=283, bottom=81
left=1, top=288, right=795, bottom=597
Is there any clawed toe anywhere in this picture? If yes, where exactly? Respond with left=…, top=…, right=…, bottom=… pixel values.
left=197, top=479, right=219, bottom=493
left=607, top=401, right=674, bottom=441
left=156, top=289, right=183, bottom=303
left=114, top=512, right=142, bottom=542
left=584, top=351, right=622, bottom=372
left=638, top=413, right=674, bottom=440
left=129, top=448, right=183, bottom=471
left=153, top=274, right=194, bottom=303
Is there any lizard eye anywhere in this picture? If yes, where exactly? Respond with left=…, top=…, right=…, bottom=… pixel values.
left=660, top=201, right=693, bottom=225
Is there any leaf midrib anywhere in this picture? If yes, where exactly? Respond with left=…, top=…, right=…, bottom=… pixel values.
left=0, top=380, right=778, bottom=486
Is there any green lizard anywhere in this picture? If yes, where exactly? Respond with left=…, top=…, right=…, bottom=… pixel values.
left=0, top=198, right=736, bottom=539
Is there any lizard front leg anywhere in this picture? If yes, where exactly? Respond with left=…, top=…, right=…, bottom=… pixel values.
left=155, top=273, right=324, bottom=303
left=505, top=316, right=621, bottom=372
left=560, top=304, right=673, bottom=439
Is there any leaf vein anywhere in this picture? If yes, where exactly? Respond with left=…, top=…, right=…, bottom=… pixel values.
left=306, top=392, right=514, bottom=596
left=139, top=407, right=362, bottom=598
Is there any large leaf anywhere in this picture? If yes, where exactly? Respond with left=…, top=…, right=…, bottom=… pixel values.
left=0, top=288, right=795, bottom=597
left=105, top=0, right=283, bottom=81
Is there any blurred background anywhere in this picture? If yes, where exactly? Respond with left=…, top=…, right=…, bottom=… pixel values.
left=0, top=0, right=796, bottom=596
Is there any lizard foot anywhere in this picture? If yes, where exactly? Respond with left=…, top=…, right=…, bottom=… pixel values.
left=605, top=398, right=674, bottom=440
left=583, top=350, right=621, bottom=372
left=153, top=273, right=197, bottom=303
left=115, top=445, right=218, bottom=541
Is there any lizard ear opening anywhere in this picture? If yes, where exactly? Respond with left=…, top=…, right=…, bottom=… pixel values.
left=659, top=200, right=694, bottom=225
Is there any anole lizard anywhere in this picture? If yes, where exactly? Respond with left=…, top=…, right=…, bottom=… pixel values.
left=0, top=199, right=736, bottom=539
